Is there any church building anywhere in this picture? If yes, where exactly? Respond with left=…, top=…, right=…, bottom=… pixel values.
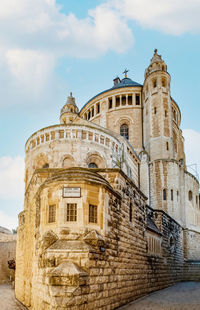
left=15, top=50, right=200, bottom=310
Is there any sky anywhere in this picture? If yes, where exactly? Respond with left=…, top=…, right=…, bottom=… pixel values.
left=0, top=0, right=200, bottom=230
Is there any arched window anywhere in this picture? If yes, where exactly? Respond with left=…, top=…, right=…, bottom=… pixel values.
left=88, top=162, right=98, bottom=168
left=162, top=77, right=166, bottom=87
left=171, top=189, right=173, bottom=201
left=163, top=189, right=167, bottom=201
left=188, top=190, right=193, bottom=201
left=120, top=124, right=129, bottom=140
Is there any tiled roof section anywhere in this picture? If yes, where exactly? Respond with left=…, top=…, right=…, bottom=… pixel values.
left=80, top=78, right=142, bottom=112
left=147, top=216, right=162, bottom=235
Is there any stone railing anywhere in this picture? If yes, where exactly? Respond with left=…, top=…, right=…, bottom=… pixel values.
left=25, top=125, right=122, bottom=156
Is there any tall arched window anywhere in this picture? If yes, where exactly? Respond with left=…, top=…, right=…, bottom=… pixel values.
left=120, top=124, right=129, bottom=140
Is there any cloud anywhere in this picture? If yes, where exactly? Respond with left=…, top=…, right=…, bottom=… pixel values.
left=110, top=0, right=200, bottom=35
left=5, top=49, right=55, bottom=92
left=183, top=129, right=200, bottom=180
left=0, top=156, right=24, bottom=230
left=0, top=210, right=18, bottom=231
left=0, top=156, right=24, bottom=200
left=0, top=0, right=133, bottom=95
left=0, top=0, right=199, bottom=100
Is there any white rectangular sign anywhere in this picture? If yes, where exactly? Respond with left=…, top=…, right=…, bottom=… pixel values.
left=63, top=187, right=81, bottom=198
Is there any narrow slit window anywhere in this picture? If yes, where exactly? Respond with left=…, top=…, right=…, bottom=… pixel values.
left=97, top=103, right=100, bottom=114
left=89, top=204, right=97, bottom=223
left=66, top=203, right=77, bottom=221
left=154, top=107, right=157, bottom=114
left=163, top=189, right=167, bottom=201
left=171, top=189, right=173, bottom=201
left=166, top=142, right=169, bottom=150
left=129, top=203, right=133, bottom=222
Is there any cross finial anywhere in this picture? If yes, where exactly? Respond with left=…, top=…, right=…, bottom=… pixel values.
left=70, top=91, right=72, bottom=97
left=154, top=48, right=158, bottom=55
left=123, top=68, right=129, bottom=78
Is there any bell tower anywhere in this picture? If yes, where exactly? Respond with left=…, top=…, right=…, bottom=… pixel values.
left=143, top=50, right=174, bottom=161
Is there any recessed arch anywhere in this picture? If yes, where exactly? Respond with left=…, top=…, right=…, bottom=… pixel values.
left=62, top=154, right=75, bottom=168
left=34, top=153, right=49, bottom=170
left=86, top=152, right=106, bottom=169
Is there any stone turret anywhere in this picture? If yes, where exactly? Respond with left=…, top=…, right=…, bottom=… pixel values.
left=145, top=49, right=167, bottom=79
left=60, top=92, right=79, bottom=124
left=143, top=49, right=173, bottom=161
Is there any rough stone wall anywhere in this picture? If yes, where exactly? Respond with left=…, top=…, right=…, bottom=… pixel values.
left=0, top=239, right=16, bottom=284
left=184, top=229, right=200, bottom=260
left=16, top=168, right=189, bottom=310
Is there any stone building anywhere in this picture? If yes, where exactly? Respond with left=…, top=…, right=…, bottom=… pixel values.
left=15, top=50, right=200, bottom=309
left=0, top=226, right=16, bottom=284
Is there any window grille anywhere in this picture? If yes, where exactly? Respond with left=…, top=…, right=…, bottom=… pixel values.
left=66, top=203, right=77, bottom=221
left=48, top=205, right=56, bottom=223
left=89, top=204, right=97, bottom=223
left=120, top=124, right=129, bottom=140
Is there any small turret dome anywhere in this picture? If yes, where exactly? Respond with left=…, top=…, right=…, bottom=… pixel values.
left=60, top=92, right=79, bottom=124
left=145, top=49, right=167, bottom=78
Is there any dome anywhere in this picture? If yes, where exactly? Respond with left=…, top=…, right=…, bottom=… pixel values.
left=112, top=77, right=142, bottom=89
left=81, top=76, right=142, bottom=109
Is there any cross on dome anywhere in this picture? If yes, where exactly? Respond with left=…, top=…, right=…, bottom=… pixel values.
left=123, top=69, right=129, bottom=78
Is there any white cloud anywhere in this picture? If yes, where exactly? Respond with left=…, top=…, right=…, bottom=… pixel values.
left=0, top=210, right=18, bottom=231
left=110, top=0, right=200, bottom=35
left=0, top=0, right=133, bottom=93
left=183, top=129, right=200, bottom=180
left=0, top=0, right=199, bottom=98
left=0, top=156, right=25, bottom=230
left=0, top=156, right=24, bottom=200
left=5, top=49, right=55, bottom=92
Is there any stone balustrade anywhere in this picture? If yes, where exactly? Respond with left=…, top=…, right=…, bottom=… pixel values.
left=25, top=125, right=122, bottom=156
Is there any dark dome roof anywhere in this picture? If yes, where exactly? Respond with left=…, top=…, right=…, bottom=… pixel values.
left=112, top=78, right=142, bottom=89
left=81, top=77, right=142, bottom=111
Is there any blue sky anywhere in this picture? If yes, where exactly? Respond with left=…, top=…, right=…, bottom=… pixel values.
left=0, top=0, right=200, bottom=229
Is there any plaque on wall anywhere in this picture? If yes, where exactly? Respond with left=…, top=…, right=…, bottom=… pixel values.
left=63, top=187, right=81, bottom=198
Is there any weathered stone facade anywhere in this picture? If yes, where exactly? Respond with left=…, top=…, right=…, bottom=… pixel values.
left=16, top=50, right=200, bottom=309
left=0, top=227, right=16, bottom=284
